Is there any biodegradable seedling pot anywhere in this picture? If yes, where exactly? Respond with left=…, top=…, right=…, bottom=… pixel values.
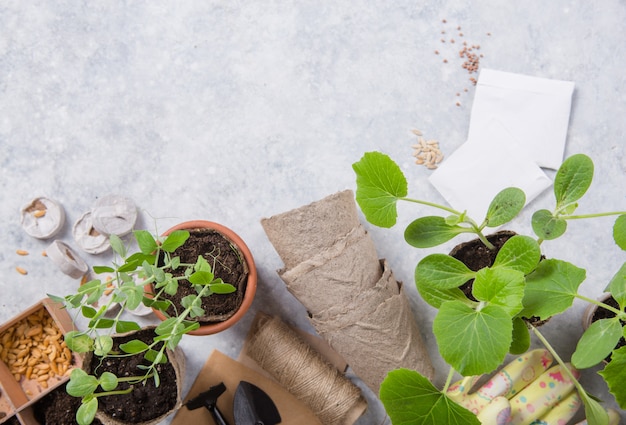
left=84, top=327, right=185, bottom=425
left=149, top=220, right=257, bottom=336
left=0, top=298, right=83, bottom=425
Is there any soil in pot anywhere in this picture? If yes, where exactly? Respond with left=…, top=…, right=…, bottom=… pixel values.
left=33, top=383, right=104, bottom=425
left=449, top=231, right=548, bottom=327
left=159, top=228, right=248, bottom=323
left=88, top=328, right=178, bottom=423
left=3, top=415, right=20, bottom=425
left=591, top=296, right=625, bottom=362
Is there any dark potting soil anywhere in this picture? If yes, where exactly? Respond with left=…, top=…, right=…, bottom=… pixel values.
left=159, top=229, right=248, bottom=323
left=592, top=296, right=626, bottom=361
left=33, top=383, right=104, bottom=425
left=3, top=416, right=20, bottom=425
left=88, top=328, right=178, bottom=423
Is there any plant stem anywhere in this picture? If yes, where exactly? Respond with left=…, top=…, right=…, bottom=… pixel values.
left=400, top=197, right=462, bottom=215
left=442, top=366, right=457, bottom=394
left=95, top=387, right=133, bottom=398
left=560, top=211, right=626, bottom=220
left=576, top=294, right=624, bottom=318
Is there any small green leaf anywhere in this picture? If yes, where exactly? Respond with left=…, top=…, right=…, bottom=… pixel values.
left=473, top=268, right=525, bottom=316
left=572, top=318, right=623, bottom=369
left=492, top=235, right=541, bottom=274
left=434, top=301, right=512, bottom=376
left=93, top=265, right=115, bottom=274
left=415, top=254, right=475, bottom=289
left=116, top=320, right=141, bottom=333
left=485, top=187, right=526, bottom=227
left=554, top=153, right=594, bottom=209
left=145, top=349, right=167, bottom=364
left=210, top=283, right=236, bottom=294
left=99, top=372, right=118, bottom=392
left=109, top=234, right=127, bottom=258
left=155, top=317, right=178, bottom=336
left=64, top=331, right=94, bottom=353
left=416, top=284, right=469, bottom=309
left=134, top=230, right=159, bottom=255
left=510, top=317, right=531, bottom=355
left=189, top=270, right=215, bottom=285
left=67, top=369, right=99, bottom=397
left=580, top=391, right=610, bottom=425
left=120, top=280, right=144, bottom=310
left=405, top=216, right=467, bottom=248
left=599, top=346, right=626, bottom=409
left=521, top=259, right=587, bottom=320
left=76, top=397, right=98, bottom=425
left=445, top=214, right=461, bottom=226
left=353, top=151, right=408, bottom=228
left=81, top=306, right=97, bottom=319
left=89, top=318, right=114, bottom=329
left=94, top=335, right=113, bottom=357
left=161, top=230, right=190, bottom=253
left=120, top=339, right=149, bottom=354
left=532, top=209, right=567, bottom=240
left=380, top=369, right=480, bottom=425
left=614, top=214, right=626, bottom=251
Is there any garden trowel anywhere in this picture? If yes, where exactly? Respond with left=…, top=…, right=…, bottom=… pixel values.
left=233, top=381, right=282, bottom=425
left=185, top=382, right=229, bottom=425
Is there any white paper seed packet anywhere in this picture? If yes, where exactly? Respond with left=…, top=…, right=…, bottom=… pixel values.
left=468, top=69, right=575, bottom=170
left=429, top=119, right=553, bottom=221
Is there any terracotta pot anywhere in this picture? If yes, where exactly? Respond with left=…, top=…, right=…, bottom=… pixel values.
left=148, top=220, right=257, bottom=336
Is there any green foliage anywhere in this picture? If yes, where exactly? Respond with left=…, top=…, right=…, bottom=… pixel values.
left=353, top=151, right=626, bottom=422
left=353, top=152, right=525, bottom=249
left=380, top=369, right=480, bottom=425
left=50, top=228, right=238, bottom=424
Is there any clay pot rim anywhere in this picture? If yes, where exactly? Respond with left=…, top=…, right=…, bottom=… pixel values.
left=581, top=292, right=613, bottom=331
left=149, top=220, right=257, bottom=336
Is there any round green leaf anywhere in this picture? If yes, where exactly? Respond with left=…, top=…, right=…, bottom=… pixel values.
left=76, top=397, right=98, bottom=425
left=492, top=235, right=541, bottom=274
left=572, top=318, right=623, bottom=369
left=109, top=234, right=127, bottom=258
left=521, top=259, right=586, bottom=320
left=120, top=339, right=149, bottom=354
left=64, top=331, right=94, bottom=353
left=613, top=214, right=626, bottom=251
left=485, top=187, right=526, bottom=227
left=67, top=369, right=99, bottom=397
left=353, top=151, right=408, bottom=228
left=99, top=371, right=119, bottom=392
left=161, top=230, right=190, bottom=253
left=380, top=369, right=480, bottom=425
left=554, top=154, right=594, bottom=208
left=94, top=335, right=113, bottom=357
left=405, top=216, right=466, bottom=248
left=473, top=268, right=525, bottom=316
left=532, top=209, right=567, bottom=240
left=134, top=230, right=159, bottom=255
left=415, top=254, right=475, bottom=289
left=434, top=301, right=513, bottom=376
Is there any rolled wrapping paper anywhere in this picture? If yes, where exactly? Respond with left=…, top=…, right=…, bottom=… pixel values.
left=261, top=190, right=435, bottom=394
left=73, top=211, right=111, bottom=254
left=20, top=196, right=65, bottom=239
left=46, top=240, right=89, bottom=279
left=311, top=260, right=434, bottom=391
left=90, top=194, right=137, bottom=236
left=278, top=225, right=382, bottom=316
left=260, top=190, right=361, bottom=269
left=243, top=313, right=366, bottom=425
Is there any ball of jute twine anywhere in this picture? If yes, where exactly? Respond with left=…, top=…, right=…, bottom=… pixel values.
left=247, top=316, right=363, bottom=425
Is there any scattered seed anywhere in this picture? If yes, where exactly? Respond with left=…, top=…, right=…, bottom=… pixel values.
left=456, top=102, right=461, bottom=106
left=41, top=251, right=47, bottom=257
left=33, top=210, right=46, bottom=218
left=443, top=59, right=448, bottom=63
left=434, top=50, right=439, bottom=55
left=411, top=129, right=423, bottom=136
left=16, top=267, right=27, bottom=275
left=410, top=130, right=444, bottom=170
left=16, top=250, right=29, bottom=256
left=442, top=19, right=447, bottom=23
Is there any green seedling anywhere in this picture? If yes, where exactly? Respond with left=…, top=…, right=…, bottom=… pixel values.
left=50, top=229, right=236, bottom=425
left=353, top=151, right=626, bottom=425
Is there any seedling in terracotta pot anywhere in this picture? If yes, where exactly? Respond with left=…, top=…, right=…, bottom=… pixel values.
left=49, top=229, right=236, bottom=425
left=353, top=151, right=626, bottom=425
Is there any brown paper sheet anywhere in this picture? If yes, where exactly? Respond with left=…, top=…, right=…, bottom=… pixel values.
left=170, top=350, right=322, bottom=425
